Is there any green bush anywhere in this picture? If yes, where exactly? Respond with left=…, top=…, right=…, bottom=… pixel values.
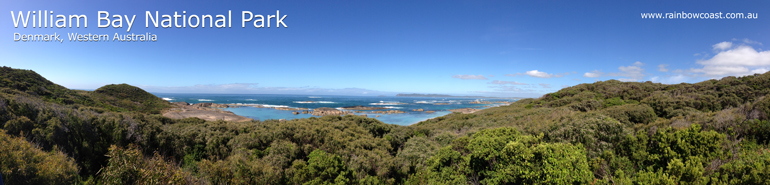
left=602, top=104, right=658, bottom=126
left=98, top=145, right=195, bottom=185
left=0, top=130, right=79, bottom=185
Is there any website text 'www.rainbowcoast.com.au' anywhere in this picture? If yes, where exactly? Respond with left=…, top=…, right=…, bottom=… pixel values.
left=9, top=10, right=288, bottom=43
left=641, top=11, right=758, bottom=19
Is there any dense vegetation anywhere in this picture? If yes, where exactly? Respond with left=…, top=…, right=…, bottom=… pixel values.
left=1, top=66, right=769, bottom=184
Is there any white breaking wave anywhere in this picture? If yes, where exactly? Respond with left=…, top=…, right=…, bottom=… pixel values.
left=383, top=106, right=403, bottom=109
left=293, top=101, right=336, bottom=104
left=245, top=99, right=257, bottom=101
left=198, top=99, right=214, bottom=102
left=162, top=98, right=173, bottom=101
left=260, top=104, right=289, bottom=108
left=369, top=103, right=404, bottom=105
left=308, top=96, right=322, bottom=98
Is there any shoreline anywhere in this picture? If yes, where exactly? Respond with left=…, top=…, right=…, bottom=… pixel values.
left=160, top=97, right=512, bottom=125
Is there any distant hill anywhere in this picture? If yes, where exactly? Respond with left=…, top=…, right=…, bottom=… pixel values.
left=0, top=66, right=86, bottom=104
left=396, top=93, right=519, bottom=99
left=92, top=84, right=170, bottom=114
left=0, top=66, right=169, bottom=114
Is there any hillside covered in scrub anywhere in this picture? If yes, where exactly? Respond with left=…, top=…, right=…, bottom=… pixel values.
left=1, top=66, right=770, bottom=184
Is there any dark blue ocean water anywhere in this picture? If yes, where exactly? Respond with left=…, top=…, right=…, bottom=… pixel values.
left=152, top=93, right=515, bottom=125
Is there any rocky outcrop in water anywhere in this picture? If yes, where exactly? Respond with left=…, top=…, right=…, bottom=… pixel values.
left=340, top=105, right=387, bottom=110
left=312, top=107, right=346, bottom=116
left=371, top=110, right=406, bottom=114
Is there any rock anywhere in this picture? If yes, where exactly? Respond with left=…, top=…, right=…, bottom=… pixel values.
left=371, top=110, right=406, bottom=114
left=312, top=107, right=346, bottom=116
left=194, top=102, right=213, bottom=107
left=302, top=110, right=309, bottom=114
left=449, top=108, right=480, bottom=114
left=340, top=105, right=387, bottom=110
left=211, top=104, right=229, bottom=108
left=375, top=115, right=380, bottom=117
left=292, top=111, right=299, bottom=115
left=275, top=107, right=309, bottom=111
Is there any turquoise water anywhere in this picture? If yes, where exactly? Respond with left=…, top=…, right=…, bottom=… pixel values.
left=152, top=93, right=514, bottom=125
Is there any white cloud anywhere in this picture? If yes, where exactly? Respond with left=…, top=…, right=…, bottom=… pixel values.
left=736, top=38, right=762, bottom=45
left=488, top=80, right=527, bottom=85
left=525, top=70, right=553, bottom=78
left=691, top=44, right=770, bottom=77
left=658, top=64, right=669, bottom=72
left=539, top=83, right=551, bottom=88
left=713, top=41, right=733, bottom=50
left=583, top=70, right=603, bottom=78
left=507, top=70, right=568, bottom=78
left=487, top=85, right=530, bottom=92
left=698, top=45, right=770, bottom=67
left=452, top=74, right=488, bottom=80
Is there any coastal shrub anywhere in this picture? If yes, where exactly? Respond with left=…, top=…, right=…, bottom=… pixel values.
left=197, top=149, right=279, bottom=185
left=417, top=127, right=593, bottom=184
left=99, top=144, right=196, bottom=185
left=708, top=142, right=770, bottom=184
left=493, top=137, right=593, bottom=184
left=545, top=113, right=630, bottom=159
left=616, top=124, right=726, bottom=172
left=0, top=130, right=79, bottom=185
left=751, top=96, right=770, bottom=120
left=92, top=84, right=170, bottom=114
left=396, top=136, right=440, bottom=175
left=601, top=104, right=657, bottom=126
left=291, top=149, right=355, bottom=185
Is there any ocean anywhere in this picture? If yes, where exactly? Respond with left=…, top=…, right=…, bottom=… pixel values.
left=152, top=93, right=515, bottom=125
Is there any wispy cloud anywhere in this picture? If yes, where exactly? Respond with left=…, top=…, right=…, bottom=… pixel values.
left=608, top=62, right=646, bottom=82
left=583, top=70, right=603, bottom=78
left=658, top=64, right=669, bottom=72
left=539, top=83, right=551, bottom=88
left=713, top=41, right=732, bottom=51
left=650, top=75, right=690, bottom=84
left=488, top=80, right=527, bottom=85
left=452, top=74, right=489, bottom=80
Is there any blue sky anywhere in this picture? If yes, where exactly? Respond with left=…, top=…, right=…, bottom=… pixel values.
left=2, top=0, right=769, bottom=97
